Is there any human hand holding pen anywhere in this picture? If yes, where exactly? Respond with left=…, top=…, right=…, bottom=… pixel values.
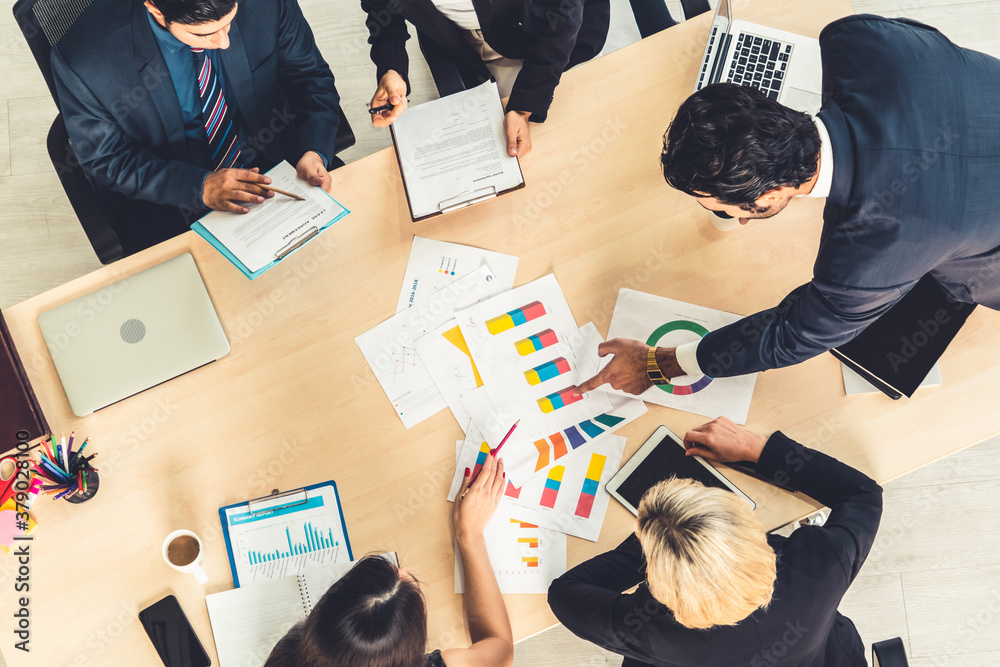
left=454, top=452, right=505, bottom=544
left=370, top=70, right=408, bottom=127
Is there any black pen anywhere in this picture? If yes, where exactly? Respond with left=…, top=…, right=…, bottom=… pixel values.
left=368, top=103, right=394, bottom=115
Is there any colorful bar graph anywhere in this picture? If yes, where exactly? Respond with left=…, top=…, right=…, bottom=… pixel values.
left=517, top=537, right=540, bottom=548
left=578, top=419, right=604, bottom=438
left=594, top=413, right=626, bottom=428
left=524, top=357, right=571, bottom=385
left=564, top=425, right=587, bottom=448
left=515, top=329, right=559, bottom=356
left=471, top=441, right=490, bottom=478
left=522, top=557, right=540, bottom=567
left=485, top=301, right=547, bottom=334
left=532, top=439, right=550, bottom=472
left=540, top=465, right=565, bottom=508
left=538, top=386, right=584, bottom=413
left=574, top=454, right=607, bottom=519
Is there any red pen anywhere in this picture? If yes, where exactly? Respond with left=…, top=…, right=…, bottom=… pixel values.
left=491, top=419, right=520, bottom=457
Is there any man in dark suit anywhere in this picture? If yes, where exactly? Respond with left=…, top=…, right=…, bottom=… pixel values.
left=52, top=0, right=344, bottom=254
left=361, top=0, right=610, bottom=157
left=548, top=417, right=882, bottom=666
left=576, top=15, right=1000, bottom=395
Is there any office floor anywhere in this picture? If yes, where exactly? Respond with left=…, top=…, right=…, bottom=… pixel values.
left=0, top=0, right=998, bottom=665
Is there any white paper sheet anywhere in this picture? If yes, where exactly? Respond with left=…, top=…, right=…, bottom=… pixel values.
left=396, top=237, right=519, bottom=313
left=455, top=275, right=612, bottom=483
left=196, top=161, right=347, bottom=273
left=455, top=502, right=566, bottom=595
left=414, top=319, right=483, bottom=433
left=355, top=267, right=503, bottom=428
left=391, top=81, right=524, bottom=219
left=504, top=433, right=626, bottom=542
left=604, top=289, right=758, bottom=424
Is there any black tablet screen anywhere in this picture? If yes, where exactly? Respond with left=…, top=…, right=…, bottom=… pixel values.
left=616, top=434, right=734, bottom=509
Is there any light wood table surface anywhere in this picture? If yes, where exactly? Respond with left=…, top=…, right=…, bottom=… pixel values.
left=4, top=0, right=1000, bottom=663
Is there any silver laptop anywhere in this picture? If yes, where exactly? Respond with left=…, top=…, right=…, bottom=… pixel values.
left=694, top=0, right=823, bottom=114
left=38, top=253, right=230, bottom=416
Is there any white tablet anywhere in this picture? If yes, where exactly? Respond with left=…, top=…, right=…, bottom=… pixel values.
left=607, top=426, right=755, bottom=515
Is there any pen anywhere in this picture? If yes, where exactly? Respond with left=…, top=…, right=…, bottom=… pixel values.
left=491, top=419, right=520, bottom=457
left=239, top=181, right=305, bottom=201
left=66, top=431, right=75, bottom=462
left=368, top=103, right=394, bottom=115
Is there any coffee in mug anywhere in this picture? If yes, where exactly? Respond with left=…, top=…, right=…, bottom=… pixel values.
left=161, top=530, right=208, bottom=584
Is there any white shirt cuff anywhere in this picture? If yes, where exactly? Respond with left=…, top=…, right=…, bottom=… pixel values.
left=673, top=341, right=704, bottom=376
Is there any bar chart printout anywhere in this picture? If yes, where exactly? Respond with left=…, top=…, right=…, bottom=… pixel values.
left=221, top=483, right=352, bottom=586
left=575, top=454, right=607, bottom=519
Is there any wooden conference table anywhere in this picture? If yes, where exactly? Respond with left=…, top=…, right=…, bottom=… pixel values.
left=4, top=0, right=1000, bottom=663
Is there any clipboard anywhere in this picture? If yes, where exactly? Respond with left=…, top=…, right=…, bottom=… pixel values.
left=218, top=480, right=353, bottom=587
left=191, top=163, right=351, bottom=280
left=389, top=81, right=526, bottom=222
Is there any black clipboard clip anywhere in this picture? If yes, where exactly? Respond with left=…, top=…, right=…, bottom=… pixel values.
left=247, top=487, right=309, bottom=516
left=438, top=186, right=498, bottom=214
left=274, top=226, right=319, bottom=260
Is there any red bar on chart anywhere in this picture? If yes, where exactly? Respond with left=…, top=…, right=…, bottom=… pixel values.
left=574, top=454, right=607, bottom=519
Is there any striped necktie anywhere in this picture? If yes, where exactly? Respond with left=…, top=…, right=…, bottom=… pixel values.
left=191, top=48, right=242, bottom=170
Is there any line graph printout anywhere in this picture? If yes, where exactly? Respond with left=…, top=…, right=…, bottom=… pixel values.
left=603, top=289, right=758, bottom=424
left=455, top=275, right=612, bottom=483
left=356, top=266, right=503, bottom=428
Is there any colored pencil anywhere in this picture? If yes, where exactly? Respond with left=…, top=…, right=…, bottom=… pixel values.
left=492, top=419, right=520, bottom=457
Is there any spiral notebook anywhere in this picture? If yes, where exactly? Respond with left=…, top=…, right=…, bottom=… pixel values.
left=206, top=553, right=398, bottom=666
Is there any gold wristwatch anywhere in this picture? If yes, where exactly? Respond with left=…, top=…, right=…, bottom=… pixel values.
left=646, top=346, right=669, bottom=386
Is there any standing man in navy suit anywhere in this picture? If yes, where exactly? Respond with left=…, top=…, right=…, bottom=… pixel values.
left=577, top=15, right=1000, bottom=396
left=52, top=0, right=345, bottom=253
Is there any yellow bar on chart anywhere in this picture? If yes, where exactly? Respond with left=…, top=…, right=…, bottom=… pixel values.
left=485, top=313, right=515, bottom=334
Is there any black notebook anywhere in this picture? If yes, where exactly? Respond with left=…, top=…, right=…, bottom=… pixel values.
left=1, top=310, right=49, bottom=454
left=831, top=276, right=975, bottom=400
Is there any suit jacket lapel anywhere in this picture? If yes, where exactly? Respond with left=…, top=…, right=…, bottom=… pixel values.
left=130, top=2, right=187, bottom=161
left=219, top=20, right=257, bottom=131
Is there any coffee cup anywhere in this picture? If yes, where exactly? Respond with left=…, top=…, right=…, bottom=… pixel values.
left=707, top=208, right=741, bottom=232
left=162, top=530, right=208, bottom=584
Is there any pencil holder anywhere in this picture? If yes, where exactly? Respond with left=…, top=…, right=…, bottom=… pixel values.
left=65, top=470, right=99, bottom=504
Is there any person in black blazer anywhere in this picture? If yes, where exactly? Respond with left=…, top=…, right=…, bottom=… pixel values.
left=362, top=0, right=610, bottom=157
left=576, top=15, right=1000, bottom=396
left=52, top=0, right=344, bottom=254
left=548, top=417, right=883, bottom=666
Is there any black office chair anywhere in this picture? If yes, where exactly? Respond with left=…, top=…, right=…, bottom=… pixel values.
left=872, top=637, right=909, bottom=667
left=630, top=0, right=711, bottom=39
left=12, top=0, right=355, bottom=264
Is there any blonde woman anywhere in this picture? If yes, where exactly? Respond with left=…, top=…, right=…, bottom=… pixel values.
left=548, top=417, right=883, bottom=666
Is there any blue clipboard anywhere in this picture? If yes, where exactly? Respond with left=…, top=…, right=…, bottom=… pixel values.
left=191, top=174, right=350, bottom=280
left=218, top=480, right=353, bottom=588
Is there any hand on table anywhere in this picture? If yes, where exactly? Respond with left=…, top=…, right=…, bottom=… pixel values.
left=453, top=453, right=505, bottom=544
left=370, top=70, right=408, bottom=127
left=504, top=110, right=532, bottom=157
left=683, top=416, right=767, bottom=464
left=574, top=339, right=682, bottom=396
left=296, top=151, right=331, bottom=191
left=202, top=167, right=273, bottom=213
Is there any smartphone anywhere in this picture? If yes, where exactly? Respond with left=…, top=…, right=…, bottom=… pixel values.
left=139, top=595, right=211, bottom=667
left=606, top=425, right=755, bottom=515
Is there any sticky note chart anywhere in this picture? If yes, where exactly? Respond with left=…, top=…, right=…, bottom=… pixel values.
left=525, top=357, right=571, bottom=385
left=540, top=466, right=565, bottom=508
left=538, top=386, right=584, bottom=413
left=486, top=301, right=547, bottom=335
left=515, top=329, right=559, bottom=356
left=530, top=413, right=625, bottom=472
left=575, top=454, right=607, bottom=519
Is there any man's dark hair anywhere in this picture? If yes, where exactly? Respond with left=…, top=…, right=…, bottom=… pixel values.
left=263, top=555, right=427, bottom=667
left=660, top=83, right=821, bottom=206
left=149, top=0, right=237, bottom=25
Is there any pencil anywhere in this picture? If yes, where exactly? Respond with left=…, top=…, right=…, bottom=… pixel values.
left=492, top=419, right=520, bottom=457
left=240, top=181, right=305, bottom=201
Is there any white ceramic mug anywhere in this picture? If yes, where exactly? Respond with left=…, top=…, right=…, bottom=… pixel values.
left=707, top=208, right=741, bottom=232
left=162, top=529, right=208, bottom=584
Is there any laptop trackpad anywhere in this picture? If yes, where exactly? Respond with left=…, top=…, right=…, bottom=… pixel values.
left=782, top=87, right=822, bottom=115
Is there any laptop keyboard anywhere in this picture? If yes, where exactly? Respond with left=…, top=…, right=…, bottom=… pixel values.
left=727, top=33, right=792, bottom=100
